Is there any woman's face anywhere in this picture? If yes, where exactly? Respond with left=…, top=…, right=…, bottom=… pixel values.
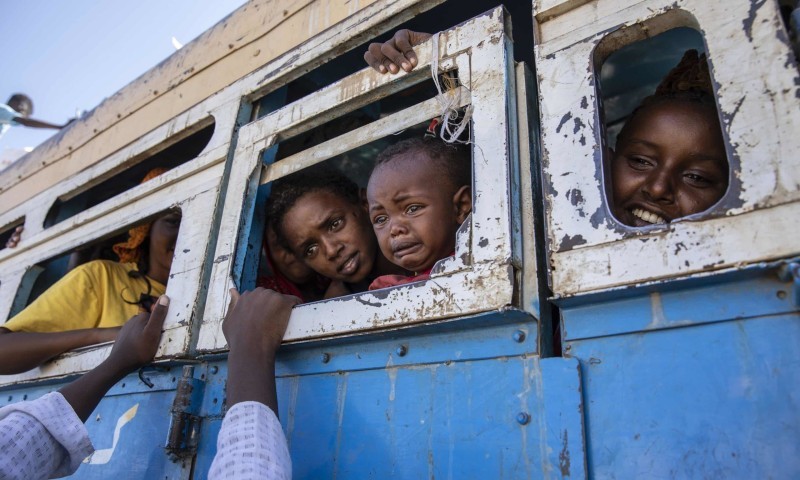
left=280, top=190, right=377, bottom=283
left=147, top=211, right=182, bottom=284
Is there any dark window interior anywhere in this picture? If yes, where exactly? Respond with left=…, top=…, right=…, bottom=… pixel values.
left=0, top=220, right=23, bottom=252
left=44, top=122, right=213, bottom=228
left=10, top=209, right=180, bottom=317
left=599, top=27, right=705, bottom=148
left=239, top=1, right=515, bottom=293
left=597, top=26, right=732, bottom=228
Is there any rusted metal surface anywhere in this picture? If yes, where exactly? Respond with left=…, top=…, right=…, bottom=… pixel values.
left=166, top=366, right=205, bottom=460
left=533, top=0, right=800, bottom=296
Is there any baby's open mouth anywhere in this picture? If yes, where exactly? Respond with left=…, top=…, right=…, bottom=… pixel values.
left=632, top=208, right=667, bottom=225
left=393, top=242, right=421, bottom=258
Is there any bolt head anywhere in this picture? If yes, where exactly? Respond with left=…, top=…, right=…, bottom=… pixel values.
left=516, top=412, right=531, bottom=425
left=513, top=330, right=526, bottom=343
left=320, top=353, right=331, bottom=363
left=395, top=345, right=408, bottom=357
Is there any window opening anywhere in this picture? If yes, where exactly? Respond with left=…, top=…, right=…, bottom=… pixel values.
left=250, top=0, right=533, bottom=120
left=596, top=27, right=730, bottom=228
left=249, top=119, right=474, bottom=302
left=7, top=208, right=181, bottom=320
left=778, top=0, right=800, bottom=61
left=242, top=72, right=469, bottom=296
left=43, top=122, right=213, bottom=228
left=0, top=219, right=24, bottom=251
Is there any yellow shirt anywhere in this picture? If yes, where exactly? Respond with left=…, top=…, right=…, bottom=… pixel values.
left=2, top=260, right=166, bottom=333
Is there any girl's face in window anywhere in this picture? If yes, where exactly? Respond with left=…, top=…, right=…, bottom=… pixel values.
left=611, top=101, right=728, bottom=227
left=280, top=190, right=377, bottom=283
left=265, top=226, right=315, bottom=285
left=148, top=211, right=182, bottom=283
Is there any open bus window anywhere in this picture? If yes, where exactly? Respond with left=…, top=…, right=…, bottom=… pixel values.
left=256, top=118, right=471, bottom=302
left=0, top=207, right=184, bottom=379
left=5, top=210, right=180, bottom=322
left=596, top=27, right=730, bottom=229
left=0, top=220, right=24, bottom=251
left=534, top=2, right=800, bottom=297
left=43, top=121, right=213, bottom=228
left=778, top=0, right=800, bottom=60
left=248, top=0, right=534, bottom=123
left=198, top=6, right=520, bottom=349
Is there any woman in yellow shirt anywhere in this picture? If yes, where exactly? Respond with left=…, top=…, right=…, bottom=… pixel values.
left=0, top=170, right=180, bottom=375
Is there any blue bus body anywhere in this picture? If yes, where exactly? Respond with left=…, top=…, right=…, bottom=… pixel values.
left=1, top=1, right=798, bottom=478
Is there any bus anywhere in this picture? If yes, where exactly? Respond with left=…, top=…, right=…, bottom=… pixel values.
left=1, top=0, right=798, bottom=477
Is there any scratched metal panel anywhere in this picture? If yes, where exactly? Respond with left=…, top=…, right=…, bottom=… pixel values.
left=197, top=7, right=521, bottom=351
left=281, top=356, right=583, bottom=479
left=561, top=266, right=798, bottom=341
left=191, top=312, right=585, bottom=479
left=568, top=313, right=800, bottom=478
left=533, top=0, right=800, bottom=296
left=0, top=367, right=189, bottom=479
left=191, top=329, right=584, bottom=479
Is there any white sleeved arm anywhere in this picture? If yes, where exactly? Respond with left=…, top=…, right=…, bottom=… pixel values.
left=208, top=401, right=291, bottom=480
left=0, top=392, right=94, bottom=480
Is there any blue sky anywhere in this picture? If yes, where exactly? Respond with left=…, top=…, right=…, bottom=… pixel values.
left=0, top=0, right=246, bottom=156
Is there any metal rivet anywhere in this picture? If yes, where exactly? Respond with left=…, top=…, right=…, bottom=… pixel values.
left=320, top=353, right=331, bottom=363
left=516, top=412, right=530, bottom=425
left=395, top=345, right=408, bottom=357
left=211, top=366, right=219, bottom=374
left=512, top=330, right=526, bottom=343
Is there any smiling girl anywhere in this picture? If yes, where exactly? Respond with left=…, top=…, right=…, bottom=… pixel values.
left=610, top=50, right=729, bottom=227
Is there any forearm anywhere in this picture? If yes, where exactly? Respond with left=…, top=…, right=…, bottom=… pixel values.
left=0, top=328, right=116, bottom=375
left=227, top=347, right=279, bottom=414
left=59, top=359, right=129, bottom=422
left=15, top=117, right=64, bottom=129
left=0, top=392, right=94, bottom=479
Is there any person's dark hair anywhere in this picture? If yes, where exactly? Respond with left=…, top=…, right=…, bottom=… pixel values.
left=7, top=93, right=33, bottom=116
left=267, top=165, right=360, bottom=246
left=374, top=137, right=471, bottom=191
left=619, top=50, right=718, bottom=142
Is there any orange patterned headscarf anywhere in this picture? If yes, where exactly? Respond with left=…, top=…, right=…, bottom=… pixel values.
left=112, top=167, right=169, bottom=264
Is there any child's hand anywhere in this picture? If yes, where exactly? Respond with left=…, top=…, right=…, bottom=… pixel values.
left=106, top=295, right=169, bottom=373
left=364, top=29, right=432, bottom=74
left=223, top=288, right=299, bottom=356
left=5, top=225, right=23, bottom=248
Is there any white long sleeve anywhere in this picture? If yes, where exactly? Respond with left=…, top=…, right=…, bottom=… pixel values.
left=208, top=401, right=291, bottom=480
left=0, top=392, right=94, bottom=480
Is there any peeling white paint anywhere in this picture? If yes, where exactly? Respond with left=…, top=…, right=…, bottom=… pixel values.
left=534, top=0, right=800, bottom=296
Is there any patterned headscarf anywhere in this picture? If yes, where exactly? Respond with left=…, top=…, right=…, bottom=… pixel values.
left=653, top=49, right=713, bottom=98
left=112, top=167, right=169, bottom=264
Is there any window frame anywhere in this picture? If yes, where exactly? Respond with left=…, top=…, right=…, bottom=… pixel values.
left=197, top=7, right=523, bottom=350
left=533, top=0, right=800, bottom=298
left=0, top=101, right=237, bottom=386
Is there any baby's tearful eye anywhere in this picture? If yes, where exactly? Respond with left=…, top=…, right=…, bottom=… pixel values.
left=406, top=205, right=422, bottom=214
left=373, top=215, right=388, bottom=225
left=329, top=218, right=343, bottom=231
